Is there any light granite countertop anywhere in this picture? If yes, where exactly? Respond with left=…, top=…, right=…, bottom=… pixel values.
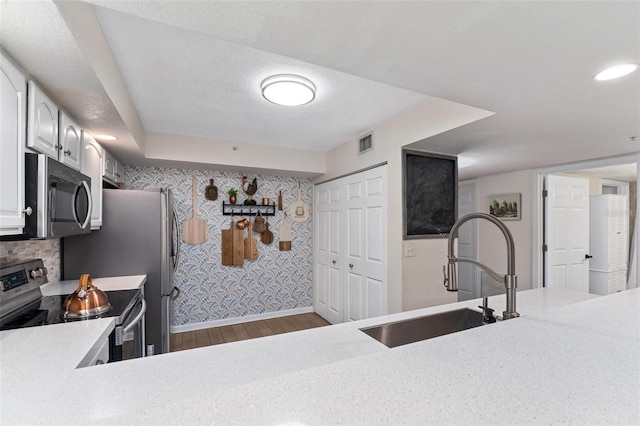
left=1, top=287, right=638, bottom=425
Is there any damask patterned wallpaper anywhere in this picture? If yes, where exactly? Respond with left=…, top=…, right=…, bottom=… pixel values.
left=125, top=166, right=313, bottom=327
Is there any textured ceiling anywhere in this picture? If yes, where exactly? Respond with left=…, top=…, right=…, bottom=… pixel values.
left=1, top=1, right=639, bottom=179
left=93, top=5, right=427, bottom=151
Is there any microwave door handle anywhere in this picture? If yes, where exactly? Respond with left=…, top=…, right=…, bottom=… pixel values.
left=79, top=180, right=93, bottom=229
left=49, top=183, right=57, bottom=223
left=173, top=210, right=180, bottom=272
left=123, top=299, right=146, bottom=334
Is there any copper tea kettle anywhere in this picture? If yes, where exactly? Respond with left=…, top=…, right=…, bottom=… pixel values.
left=62, top=274, right=111, bottom=319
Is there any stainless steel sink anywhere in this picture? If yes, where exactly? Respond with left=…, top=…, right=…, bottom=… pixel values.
left=359, top=308, right=485, bottom=348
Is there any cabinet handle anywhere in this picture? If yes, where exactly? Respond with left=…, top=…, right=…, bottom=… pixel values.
left=57, top=144, right=63, bottom=151
left=22, top=206, right=33, bottom=216
left=64, top=149, right=71, bottom=155
left=95, top=359, right=105, bottom=365
left=349, top=263, right=354, bottom=269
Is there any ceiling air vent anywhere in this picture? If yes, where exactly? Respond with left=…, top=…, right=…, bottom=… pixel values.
left=359, top=134, right=373, bottom=154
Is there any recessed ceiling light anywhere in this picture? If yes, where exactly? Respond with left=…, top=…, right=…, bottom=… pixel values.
left=95, top=134, right=118, bottom=141
left=593, top=63, right=639, bottom=81
left=261, top=74, right=316, bottom=106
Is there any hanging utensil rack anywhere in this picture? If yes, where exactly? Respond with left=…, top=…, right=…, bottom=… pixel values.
left=222, top=202, right=276, bottom=216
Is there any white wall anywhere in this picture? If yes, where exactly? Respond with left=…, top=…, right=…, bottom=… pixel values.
left=402, top=239, right=457, bottom=310
left=144, top=131, right=327, bottom=177
left=319, top=96, right=494, bottom=313
left=476, top=170, right=535, bottom=289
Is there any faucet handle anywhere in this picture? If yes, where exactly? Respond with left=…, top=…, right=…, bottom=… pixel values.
left=478, top=302, right=497, bottom=324
left=442, top=265, right=448, bottom=287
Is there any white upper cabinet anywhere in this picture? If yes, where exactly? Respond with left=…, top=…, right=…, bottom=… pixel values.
left=27, top=80, right=59, bottom=158
left=103, top=148, right=123, bottom=185
left=58, top=111, right=82, bottom=171
left=0, top=51, right=27, bottom=236
left=81, top=132, right=104, bottom=230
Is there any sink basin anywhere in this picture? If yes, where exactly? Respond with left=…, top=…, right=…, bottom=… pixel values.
left=359, top=308, right=485, bottom=348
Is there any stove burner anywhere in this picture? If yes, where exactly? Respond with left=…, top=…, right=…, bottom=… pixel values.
left=0, top=289, right=141, bottom=330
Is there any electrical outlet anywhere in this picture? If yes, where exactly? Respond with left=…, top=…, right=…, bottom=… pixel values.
left=405, top=243, right=416, bottom=257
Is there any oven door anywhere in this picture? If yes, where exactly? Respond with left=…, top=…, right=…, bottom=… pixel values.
left=109, top=297, right=146, bottom=362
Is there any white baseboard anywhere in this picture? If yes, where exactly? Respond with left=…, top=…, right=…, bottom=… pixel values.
left=170, top=306, right=315, bottom=333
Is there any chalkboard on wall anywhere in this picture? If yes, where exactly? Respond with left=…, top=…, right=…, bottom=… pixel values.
left=403, top=150, right=458, bottom=239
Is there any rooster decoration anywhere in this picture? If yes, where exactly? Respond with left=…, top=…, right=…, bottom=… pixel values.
left=242, top=176, right=258, bottom=205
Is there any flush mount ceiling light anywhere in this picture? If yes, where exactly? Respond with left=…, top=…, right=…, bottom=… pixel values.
left=261, top=74, right=316, bottom=106
left=95, top=134, right=118, bottom=141
left=593, top=63, right=639, bottom=81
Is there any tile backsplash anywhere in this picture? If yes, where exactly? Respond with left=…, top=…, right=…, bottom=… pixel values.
left=0, top=239, right=61, bottom=283
left=125, top=166, right=313, bottom=327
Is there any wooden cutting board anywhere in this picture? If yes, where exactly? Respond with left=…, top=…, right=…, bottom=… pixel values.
left=222, top=219, right=244, bottom=266
left=244, top=220, right=259, bottom=260
left=279, top=212, right=292, bottom=251
left=232, top=227, right=244, bottom=265
left=183, top=177, right=207, bottom=245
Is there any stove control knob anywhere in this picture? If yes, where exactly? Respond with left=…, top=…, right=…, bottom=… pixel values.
left=30, top=268, right=47, bottom=279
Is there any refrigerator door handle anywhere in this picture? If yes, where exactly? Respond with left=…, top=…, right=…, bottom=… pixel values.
left=173, top=210, right=180, bottom=273
left=170, top=286, right=180, bottom=300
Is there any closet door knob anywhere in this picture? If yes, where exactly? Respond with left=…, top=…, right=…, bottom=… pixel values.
left=584, top=254, right=593, bottom=259
left=349, top=263, right=354, bottom=269
left=332, top=260, right=336, bottom=265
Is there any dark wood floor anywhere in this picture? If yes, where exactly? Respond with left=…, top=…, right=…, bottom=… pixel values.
left=170, top=312, right=331, bottom=352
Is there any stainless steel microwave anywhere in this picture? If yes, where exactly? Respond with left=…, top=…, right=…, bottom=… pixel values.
left=24, top=153, right=92, bottom=238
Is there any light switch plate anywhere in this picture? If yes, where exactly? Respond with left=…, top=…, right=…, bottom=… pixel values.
left=404, top=243, right=416, bottom=257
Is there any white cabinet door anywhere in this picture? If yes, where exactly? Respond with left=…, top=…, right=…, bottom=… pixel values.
left=314, top=165, right=388, bottom=324
left=82, top=132, right=103, bottom=230
left=103, top=149, right=118, bottom=185
left=27, top=81, right=59, bottom=158
left=0, top=52, right=27, bottom=236
left=58, top=111, right=82, bottom=171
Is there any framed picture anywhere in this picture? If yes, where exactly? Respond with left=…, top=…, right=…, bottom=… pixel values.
left=403, top=149, right=458, bottom=239
left=488, top=193, right=521, bottom=221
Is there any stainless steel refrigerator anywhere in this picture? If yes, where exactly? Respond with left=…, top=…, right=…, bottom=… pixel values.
left=63, top=188, right=179, bottom=355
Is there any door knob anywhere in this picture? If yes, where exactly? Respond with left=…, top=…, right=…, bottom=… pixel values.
left=332, top=260, right=336, bottom=265
left=349, top=263, right=354, bottom=269
left=585, top=254, right=593, bottom=259
left=22, top=207, right=33, bottom=216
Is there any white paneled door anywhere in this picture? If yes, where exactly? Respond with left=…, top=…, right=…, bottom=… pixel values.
left=314, top=179, right=343, bottom=324
left=457, top=180, right=479, bottom=300
left=314, top=165, right=387, bottom=324
left=545, top=175, right=590, bottom=292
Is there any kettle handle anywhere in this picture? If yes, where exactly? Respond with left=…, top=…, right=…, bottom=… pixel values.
left=77, top=274, right=95, bottom=292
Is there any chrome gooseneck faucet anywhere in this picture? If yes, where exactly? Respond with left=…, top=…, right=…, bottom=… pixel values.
left=443, top=212, right=520, bottom=320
